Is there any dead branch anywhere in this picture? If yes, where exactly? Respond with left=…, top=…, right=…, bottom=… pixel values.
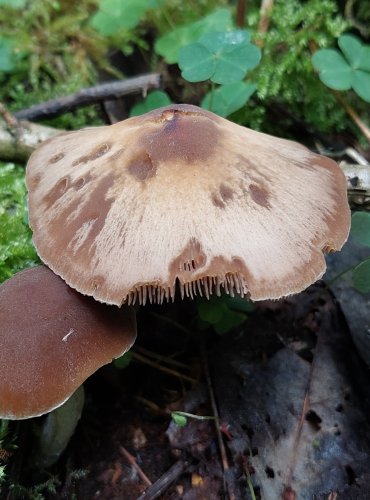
left=0, top=118, right=60, bottom=163
left=13, top=73, right=161, bottom=122
left=137, top=459, right=189, bottom=500
left=119, top=446, right=152, bottom=487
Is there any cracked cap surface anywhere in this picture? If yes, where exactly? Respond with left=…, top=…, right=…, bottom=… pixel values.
left=26, top=104, right=351, bottom=305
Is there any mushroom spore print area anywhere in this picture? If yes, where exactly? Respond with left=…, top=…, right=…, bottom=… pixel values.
left=26, top=104, right=351, bottom=306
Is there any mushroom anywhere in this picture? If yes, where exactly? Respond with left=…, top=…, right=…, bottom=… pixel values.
left=0, top=265, right=136, bottom=420
left=25, top=104, right=350, bottom=306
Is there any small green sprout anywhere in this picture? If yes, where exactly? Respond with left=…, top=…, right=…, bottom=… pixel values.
left=171, top=411, right=215, bottom=427
left=312, top=34, right=370, bottom=102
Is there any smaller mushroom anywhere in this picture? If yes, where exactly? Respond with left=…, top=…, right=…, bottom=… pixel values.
left=0, top=265, right=136, bottom=420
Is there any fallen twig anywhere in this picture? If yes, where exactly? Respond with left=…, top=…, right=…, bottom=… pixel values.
left=131, top=351, right=198, bottom=384
left=119, top=445, right=152, bottom=487
left=0, top=116, right=59, bottom=163
left=137, top=459, right=189, bottom=500
left=201, top=342, right=235, bottom=500
left=14, top=73, right=161, bottom=122
left=134, top=345, right=193, bottom=372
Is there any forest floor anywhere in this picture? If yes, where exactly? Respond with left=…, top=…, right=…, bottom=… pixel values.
left=6, top=271, right=370, bottom=500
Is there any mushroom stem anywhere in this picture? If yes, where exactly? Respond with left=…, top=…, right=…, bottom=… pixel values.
left=35, top=385, right=85, bottom=468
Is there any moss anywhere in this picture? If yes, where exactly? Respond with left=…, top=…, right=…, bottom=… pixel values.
left=0, top=163, right=39, bottom=283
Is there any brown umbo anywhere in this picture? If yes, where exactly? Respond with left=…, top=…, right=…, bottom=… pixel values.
left=0, top=266, right=136, bottom=419
left=26, top=104, right=350, bottom=306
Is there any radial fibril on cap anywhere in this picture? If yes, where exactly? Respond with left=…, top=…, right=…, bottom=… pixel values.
left=26, top=104, right=350, bottom=306
left=0, top=266, right=136, bottom=419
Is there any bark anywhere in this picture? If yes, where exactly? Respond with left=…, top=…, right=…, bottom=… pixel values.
left=13, top=73, right=161, bottom=122
left=0, top=119, right=60, bottom=163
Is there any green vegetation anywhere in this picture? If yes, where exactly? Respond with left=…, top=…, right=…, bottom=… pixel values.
left=0, top=163, right=38, bottom=284
left=312, top=34, right=370, bottom=102
left=350, top=212, right=370, bottom=293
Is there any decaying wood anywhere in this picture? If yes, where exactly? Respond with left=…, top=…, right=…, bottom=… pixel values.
left=0, top=118, right=60, bottom=163
left=13, top=73, right=161, bottom=122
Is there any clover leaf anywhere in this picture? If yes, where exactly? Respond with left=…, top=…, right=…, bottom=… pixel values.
left=178, top=29, right=261, bottom=84
left=155, top=8, right=233, bottom=64
left=201, top=81, right=256, bottom=117
left=130, top=90, right=172, bottom=117
left=90, top=0, right=162, bottom=35
left=312, top=34, right=370, bottom=102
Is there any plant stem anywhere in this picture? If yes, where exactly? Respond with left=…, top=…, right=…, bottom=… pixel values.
left=333, top=91, right=370, bottom=143
left=236, top=0, right=247, bottom=27
left=172, top=411, right=215, bottom=421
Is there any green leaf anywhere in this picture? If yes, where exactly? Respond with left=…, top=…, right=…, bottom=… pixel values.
left=171, top=412, right=187, bottom=427
left=178, top=43, right=216, bottom=82
left=179, top=30, right=261, bottom=84
left=199, top=30, right=251, bottom=52
left=213, top=306, right=246, bottom=335
left=197, top=301, right=224, bottom=324
left=202, top=81, right=256, bottom=116
left=130, top=91, right=172, bottom=116
left=0, top=0, right=27, bottom=7
left=351, top=212, right=370, bottom=247
left=113, top=351, right=133, bottom=369
left=352, top=71, right=370, bottom=103
left=155, top=8, right=232, bottom=64
left=352, top=259, right=370, bottom=293
left=90, top=0, right=158, bottom=35
left=357, top=47, right=370, bottom=72
left=211, top=44, right=261, bottom=84
left=312, top=49, right=352, bottom=90
left=0, top=39, right=14, bottom=72
left=338, top=33, right=363, bottom=67
left=312, top=34, right=370, bottom=101
left=224, top=295, right=254, bottom=314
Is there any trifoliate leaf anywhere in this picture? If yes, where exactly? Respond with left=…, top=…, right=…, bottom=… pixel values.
left=312, top=34, right=370, bottom=102
left=155, top=8, right=232, bottom=64
left=178, top=30, right=261, bottom=84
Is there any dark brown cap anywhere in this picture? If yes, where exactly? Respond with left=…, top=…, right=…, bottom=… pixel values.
left=0, top=266, right=136, bottom=419
left=26, top=104, right=350, bottom=305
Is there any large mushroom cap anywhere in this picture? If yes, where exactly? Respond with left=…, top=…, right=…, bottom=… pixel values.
left=0, top=266, right=136, bottom=419
left=26, top=104, right=350, bottom=306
